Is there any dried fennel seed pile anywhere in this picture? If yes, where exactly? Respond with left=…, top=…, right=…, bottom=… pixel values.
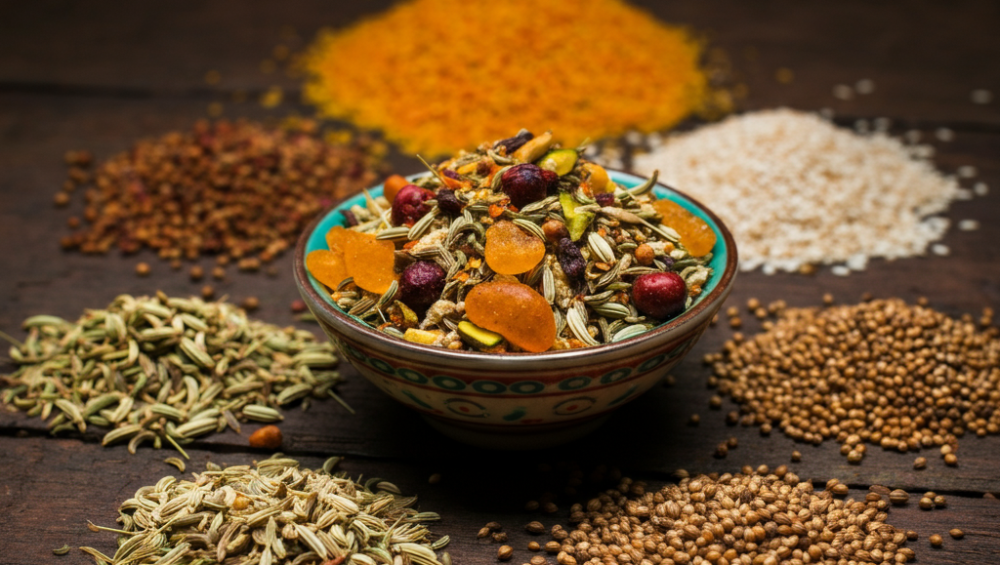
left=0, top=293, right=343, bottom=454
left=58, top=118, right=387, bottom=268
left=705, top=298, right=1000, bottom=465
left=545, top=470, right=918, bottom=565
left=632, top=109, right=961, bottom=274
left=81, top=455, right=450, bottom=565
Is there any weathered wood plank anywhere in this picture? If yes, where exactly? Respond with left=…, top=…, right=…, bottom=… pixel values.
left=0, top=435, right=998, bottom=565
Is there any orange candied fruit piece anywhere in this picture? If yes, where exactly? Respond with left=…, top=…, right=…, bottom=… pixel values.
left=465, top=281, right=556, bottom=353
left=341, top=230, right=397, bottom=294
left=311, top=225, right=397, bottom=294
left=484, top=220, right=546, bottom=275
left=651, top=198, right=717, bottom=257
left=306, top=249, right=350, bottom=290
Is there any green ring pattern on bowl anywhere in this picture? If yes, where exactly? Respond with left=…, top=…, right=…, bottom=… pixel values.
left=304, top=171, right=729, bottom=324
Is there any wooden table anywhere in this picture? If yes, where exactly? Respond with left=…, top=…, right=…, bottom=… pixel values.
left=1, top=2, right=998, bottom=564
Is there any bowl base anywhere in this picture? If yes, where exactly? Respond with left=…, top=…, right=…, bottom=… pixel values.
left=421, top=414, right=611, bottom=450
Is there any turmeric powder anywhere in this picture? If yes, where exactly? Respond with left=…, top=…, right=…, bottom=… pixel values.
left=299, top=0, right=722, bottom=156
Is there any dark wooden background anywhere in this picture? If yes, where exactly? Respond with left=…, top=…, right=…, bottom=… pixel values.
left=1, top=2, right=998, bottom=564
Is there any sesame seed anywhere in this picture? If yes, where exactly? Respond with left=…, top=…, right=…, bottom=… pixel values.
left=833, top=84, right=854, bottom=100
left=971, top=89, right=993, bottom=104
left=855, top=79, right=875, bottom=94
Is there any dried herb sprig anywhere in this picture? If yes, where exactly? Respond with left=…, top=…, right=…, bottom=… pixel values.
left=1, top=293, right=343, bottom=456
left=82, top=454, right=449, bottom=565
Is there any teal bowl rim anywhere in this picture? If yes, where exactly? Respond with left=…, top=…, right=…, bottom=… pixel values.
left=293, top=169, right=738, bottom=361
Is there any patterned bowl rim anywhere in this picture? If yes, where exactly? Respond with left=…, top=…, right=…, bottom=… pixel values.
left=293, top=169, right=738, bottom=366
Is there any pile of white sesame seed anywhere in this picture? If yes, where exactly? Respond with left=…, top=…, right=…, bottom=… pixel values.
left=632, top=109, right=962, bottom=274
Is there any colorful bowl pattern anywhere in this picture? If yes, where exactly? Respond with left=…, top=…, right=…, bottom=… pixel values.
left=295, top=171, right=737, bottom=447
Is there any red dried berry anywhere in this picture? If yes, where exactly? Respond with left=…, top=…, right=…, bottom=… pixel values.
left=500, top=164, right=558, bottom=208
left=398, top=260, right=447, bottom=311
left=595, top=193, right=616, bottom=207
left=436, top=188, right=464, bottom=215
left=632, top=272, right=687, bottom=320
left=391, top=184, right=435, bottom=226
left=556, top=237, right=586, bottom=281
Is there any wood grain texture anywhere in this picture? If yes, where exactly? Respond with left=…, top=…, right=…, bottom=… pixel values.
left=0, top=1, right=999, bottom=564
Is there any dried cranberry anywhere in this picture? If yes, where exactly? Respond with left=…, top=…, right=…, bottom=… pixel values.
left=436, top=188, right=464, bottom=216
left=595, top=193, right=616, bottom=207
left=632, top=272, right=687, bottom=320
left=391, top=184, right=435, bottom=226
left=398, top=260, right=447, bottom=311
left=494, top=130, right=533, bottom=154
left=556, top=237, right=586, bottom=281
left=500, top=164, right=557, bottom=208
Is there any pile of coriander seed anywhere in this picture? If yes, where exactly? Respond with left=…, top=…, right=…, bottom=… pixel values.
left=705, top=297, right=1000, bottom=466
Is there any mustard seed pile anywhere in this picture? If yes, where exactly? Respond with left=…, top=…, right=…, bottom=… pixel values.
left=551, top=469, right=916, bottom=565
left=632, top=109, right=961, bottom=274
left=705, top=298, right=1000, bottom=465
left=58, top=119, right=386, bottom=265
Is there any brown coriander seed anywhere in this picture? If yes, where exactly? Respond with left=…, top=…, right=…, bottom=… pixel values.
left=524, top=500, right=539, bottom=512
left=241, top=297, right=260, bottom=311
left=541, top=502, right=558, bottom=514
left=944, top=453, right=958, bottom=466
left=497, top=545, right=514, bottom=561
left=427, top=473, right=442, bottom=484
left=831, top=483, right=849, bottom=496
left=714, top=443, right=728, bottom=458
left=906, top=530, right=919, bottom=541
left=929, top=534, right=943, bottom=547
left=914, top=457, right=927, bottom=470
left=485, top=522, right=503, bottom=532
left=211, top=266, right=226, bottom=280
left=729, top=316, right=742, bottom=328
left=530, top=556, right=546, bottom=565
left=477, top=527, right=492, bottom=539
left=726, top=436, right=738, bottom=448
left=190, top=266, right=204, bottom=281
left=201, top=285, right=215, bottom=299
left=791, top=450, right=802, bottom=462
left=949, top=528, right=964, bottom=539
left=525, top=521, right=546, bottom=535
left=544, top=541, right=561, bottom=554
left=493, top=532, right=509, bottom=543
left=847, top=450, right=863, bottom=464
left=135, top=262, right=151, bottom=277
left=889, top=489, right=909, bottom=505
left=822, top=292, right=834, bottom=305
left=169, top=259, right=182, bottom=270
left=54, top=192, right=71, bottom=207
left=709, top=395, right=722, bottom=409
left=688, top=413, right=700, bottom=425
left=934, top=495, right=947, bottom=508
left=528, top=542, right=541, bottom=552
left=726, top=306, right=739, bottom=317
left=919, top=497, right=934, bottom=510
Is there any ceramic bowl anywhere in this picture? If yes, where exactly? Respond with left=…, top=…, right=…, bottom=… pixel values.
left=293, top=171, right=737, bottom=449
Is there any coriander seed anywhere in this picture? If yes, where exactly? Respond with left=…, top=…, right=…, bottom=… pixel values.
left=929, top=534, right=943, bottom=547
left=497, top=545, right=514, bottom=561
left=889, top=490, right=909, bottom=505
left=934, top=495, right=947, bottom=508
left=189, top=265, right=204, bottom=281
left=914, top=457, right=927, bottom=470
left=831, top=483, right=850, bottom=496
left=135, top=262, right=151, bottom=276
left=949, top=528, right=964, bottom=539
left=944, top=453, right=958, bottom=466
left=525, top=521, right=546, bottom=534
left=919, top=497, right=934, bottom=510
left=211, top=266, right=226, bottom=280
left=528, top=542, right=541, bottom=552
left=791, top=450, right=802, bottom=462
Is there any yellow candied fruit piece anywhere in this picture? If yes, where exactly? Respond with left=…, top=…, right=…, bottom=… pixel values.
left=465, top=281, right=556, bottom=353
left=484, top=220, right=546, bottom=275
left=651, top=198, right=717, bottom=257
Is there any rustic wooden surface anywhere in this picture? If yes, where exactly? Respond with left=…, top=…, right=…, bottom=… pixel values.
left=1, top=2, right=998, bottom=564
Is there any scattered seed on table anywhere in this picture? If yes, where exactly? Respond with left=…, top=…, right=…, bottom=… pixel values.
left=914, top=457, right=927, bottom=469
left=832, top=483, right=850, bottom=496
left=241, top=296, right=260, bottom=311
left=528, top=542, right=541, bottom=552
left=944, top=453, right=958, bottom=466
left=428, top=473, right=442, bottom=484
left=135, top=262, right=151, bottom=277
left=934, top=495, right=947, bottom=508
left=791, top=450, right=802, bottom=462
left=493, top=532, right=509, bottom=543
left=890, top=489, right=909, bottom=505
left=189, top=266, right=204, bottom=281
left=919, top=497, right=934, bottom=510
left=930, top=534, right=944, bottom=547
left=212, top=266, right=226, bottom=280
left=201, top=285, right=215, bottom=299
left=950, top=528, right=965, bottom=539
left=688, top=414, right=700, bottom=426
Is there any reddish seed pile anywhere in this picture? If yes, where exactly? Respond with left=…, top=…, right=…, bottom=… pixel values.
left=59, top=119, right=387, bottom=265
